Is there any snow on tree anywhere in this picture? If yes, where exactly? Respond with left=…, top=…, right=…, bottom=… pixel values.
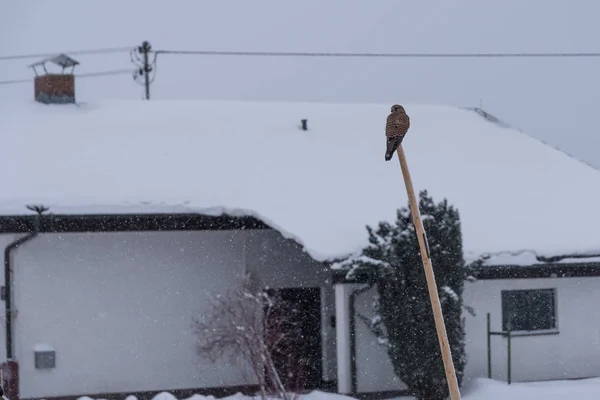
left=336, top=190, right=477, bottom=400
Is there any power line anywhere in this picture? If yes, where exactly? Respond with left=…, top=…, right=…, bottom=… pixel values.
left=0, top=69, right=135, bottom=86
left=138, top=44, right=600, bottom=99
left=4, top=44, right=599, bottom=62
left=76, top=68, right=135, bottom=78
left=0, top=78, right=29, bottom=86
left=155, top=49, right=600, bottom=59
left=0, top=46, right=134, bottom=62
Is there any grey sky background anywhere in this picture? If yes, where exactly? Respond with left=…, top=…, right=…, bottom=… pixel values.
left=2, top=0, right=599, bottom=168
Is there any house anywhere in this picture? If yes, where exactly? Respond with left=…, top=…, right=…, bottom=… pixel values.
left=333, top=262, right=600, bottom=394
left=0, top=215, right=336, bottom=400
left=1, top=99, right=600, bottom=400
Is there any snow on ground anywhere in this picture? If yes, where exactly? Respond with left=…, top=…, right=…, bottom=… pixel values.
left=2, top=99, right=600, bottom=265
left=389, top=378, right=600, bottom=399
left=459, top=377, right=600, bottom=400
left=76, top=377, right=600, bottom=400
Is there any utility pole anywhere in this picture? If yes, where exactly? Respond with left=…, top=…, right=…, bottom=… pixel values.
left=132, top=41, right=153, bottom=99
left=139, top=41, right=152, bottom=100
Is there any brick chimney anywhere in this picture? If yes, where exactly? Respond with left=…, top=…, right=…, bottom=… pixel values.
left=28, top=53, right=79, bottom=104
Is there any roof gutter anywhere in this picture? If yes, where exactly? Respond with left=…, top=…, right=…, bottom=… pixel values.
left=4, top=205, right=48, bottom=359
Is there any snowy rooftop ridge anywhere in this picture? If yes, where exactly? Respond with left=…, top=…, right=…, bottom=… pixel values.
left=465, top=106, right=600, bottom=174
left=2, top=99, right=600, bottom=266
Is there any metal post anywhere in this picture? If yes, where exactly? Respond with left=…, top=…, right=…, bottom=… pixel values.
left=487, top=312, right=492, bottom=379
left=507, top=326, right=512, bottom=385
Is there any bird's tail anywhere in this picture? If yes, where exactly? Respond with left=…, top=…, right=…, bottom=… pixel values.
left=385, top=149, right=395, bottom=161
left=385, top=136, right=402, bottom=161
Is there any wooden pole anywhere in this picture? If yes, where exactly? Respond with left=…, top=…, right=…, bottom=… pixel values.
left=396, top=145, right=462, bottom=400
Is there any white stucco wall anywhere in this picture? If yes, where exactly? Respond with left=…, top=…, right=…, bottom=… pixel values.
left=346, top=275, right=600, bottom=393
left=354, top=286, right=407, bottom=393
left=463, top=276, right=600, bottom=384
left=1, top=229, right=333, bottom=399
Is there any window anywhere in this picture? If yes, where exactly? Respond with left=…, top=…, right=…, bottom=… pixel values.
left=501, top=289, right=556, bottom=332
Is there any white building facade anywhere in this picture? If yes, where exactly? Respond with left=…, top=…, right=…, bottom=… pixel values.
left=0, top=214, right=337, bottom=400
left=334, top=264, right=600, bottom=394
left=3, top=212, right=600, bottom=400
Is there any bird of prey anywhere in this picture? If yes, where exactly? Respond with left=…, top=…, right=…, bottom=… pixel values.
left=385, top=104, right=410, bottom=161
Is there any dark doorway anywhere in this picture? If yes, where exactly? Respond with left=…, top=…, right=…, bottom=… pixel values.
left=264, top=287, right=323, bottom=392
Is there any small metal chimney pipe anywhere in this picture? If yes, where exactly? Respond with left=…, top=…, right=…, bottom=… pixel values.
left=301, top=119, right=308, bottom=131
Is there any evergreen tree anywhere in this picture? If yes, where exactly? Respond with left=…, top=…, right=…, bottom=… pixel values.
left=342, top=190, right=471, bottom=400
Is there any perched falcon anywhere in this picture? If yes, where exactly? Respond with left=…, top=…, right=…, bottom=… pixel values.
left=384, top=104, right=410, bottom=161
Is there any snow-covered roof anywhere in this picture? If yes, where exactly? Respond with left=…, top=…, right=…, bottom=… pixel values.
left=1, top=99, right=600, bottom=265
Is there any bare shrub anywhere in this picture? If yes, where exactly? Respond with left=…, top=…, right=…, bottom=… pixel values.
left=191, top=275, right=300, bottom=400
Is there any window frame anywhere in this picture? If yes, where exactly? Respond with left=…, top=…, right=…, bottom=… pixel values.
left=501, top=288, right=558, bottom=334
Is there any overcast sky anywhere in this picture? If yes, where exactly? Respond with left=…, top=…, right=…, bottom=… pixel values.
left=2, top=0, right=599, bottom=168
